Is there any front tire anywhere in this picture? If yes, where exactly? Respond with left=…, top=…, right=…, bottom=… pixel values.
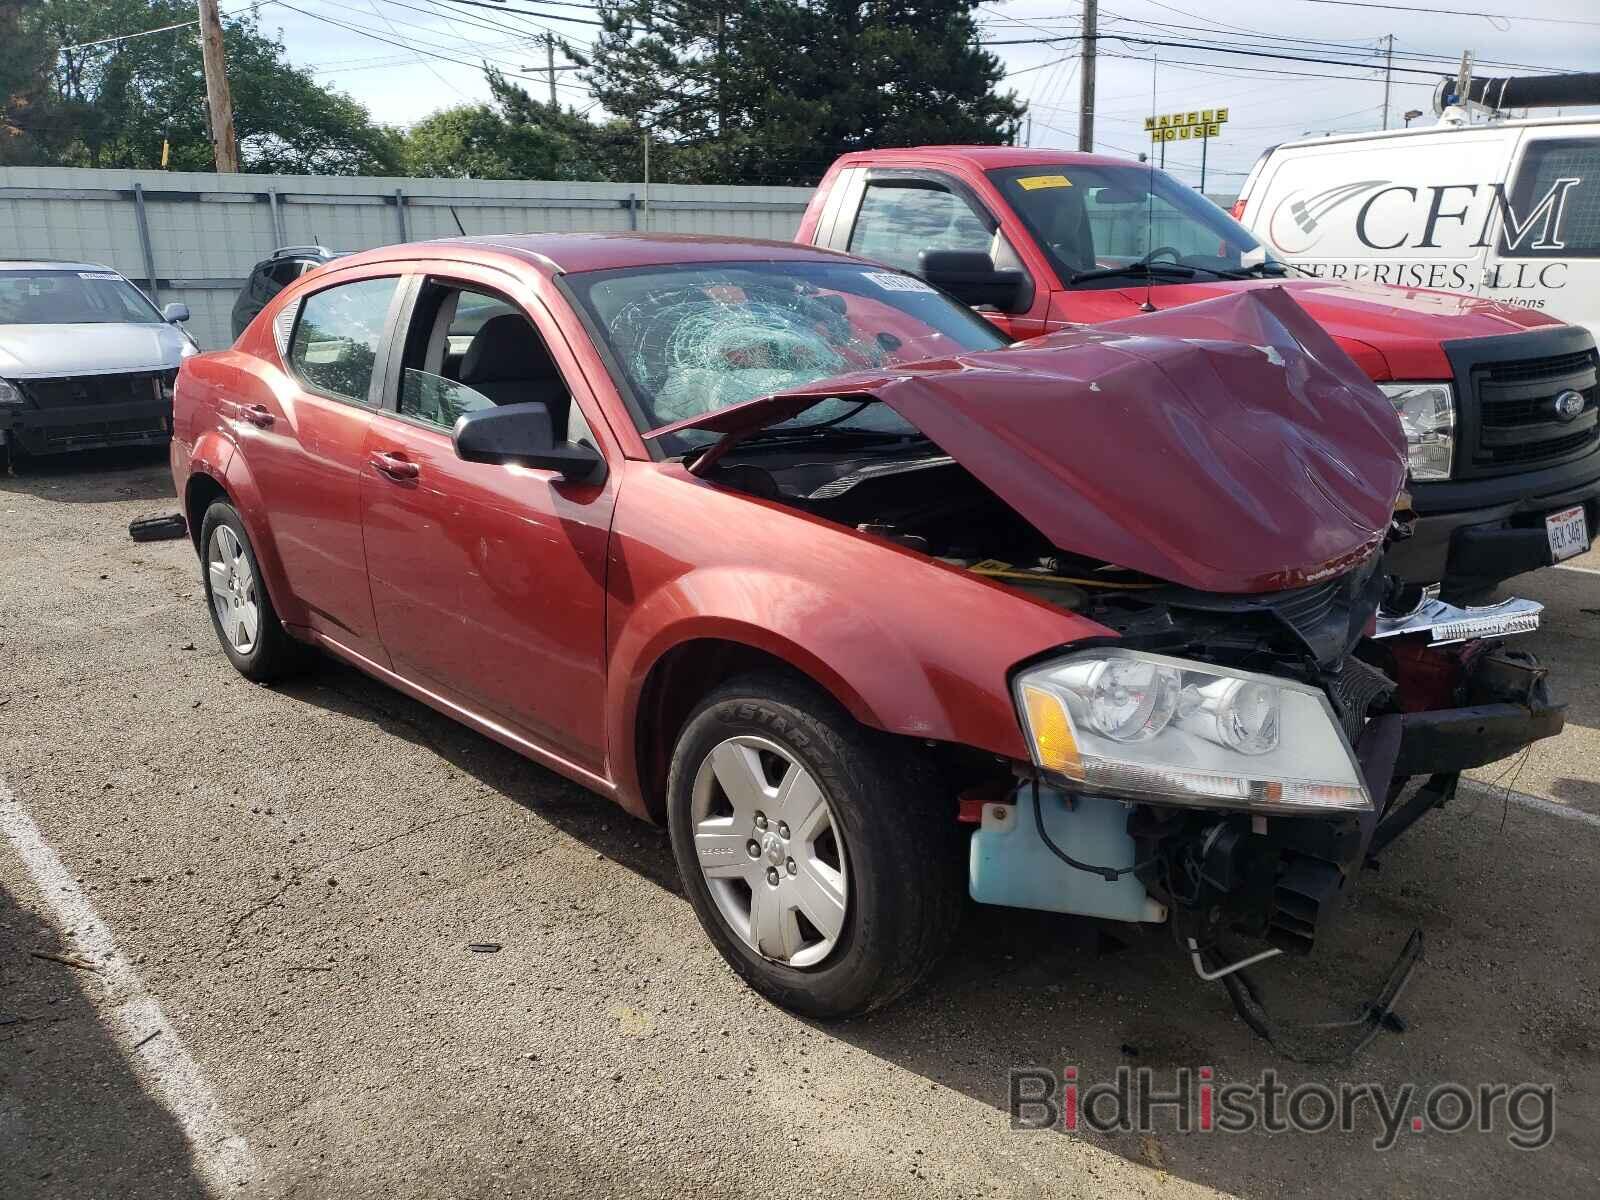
left=666, top=674, right=962, bottom=1019
left=199, top=499, right=306, bottom=683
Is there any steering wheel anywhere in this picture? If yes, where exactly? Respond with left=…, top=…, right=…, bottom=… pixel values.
left=1144, top=246, right=1184, bottom=266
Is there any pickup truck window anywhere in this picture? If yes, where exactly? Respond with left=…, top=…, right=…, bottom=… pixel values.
left=989, top=164, right=1269, bottom=288
left=563, top=259, right=1008, bottom=447
left=1504, top=138, right=1600, bottom=259
left=847, top=182, right=1024, bottom=278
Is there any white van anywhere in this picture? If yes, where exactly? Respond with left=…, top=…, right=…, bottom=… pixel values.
left=1233, top=109, right=1600, bottom=339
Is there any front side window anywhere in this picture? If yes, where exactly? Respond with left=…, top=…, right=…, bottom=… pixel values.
left=288, top=277, right=399, bottom=404
left=564, top=259, right=1010, bottom=451
left=393, top=279, right=573, bottom=437
left=989, top=164, right=1272, bottom=287
left=847, top=181, right=1026, bottom=282
left=1503, top=138, right=1600, bottom=259
left=0, top=269, right=163, bottom=325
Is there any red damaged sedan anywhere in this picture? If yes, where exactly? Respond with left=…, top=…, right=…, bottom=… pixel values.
left=171, top=234, right=1561, bottom=1029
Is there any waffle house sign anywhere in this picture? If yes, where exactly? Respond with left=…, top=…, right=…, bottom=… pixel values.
left=1146, top=109, right=1229, bottom=142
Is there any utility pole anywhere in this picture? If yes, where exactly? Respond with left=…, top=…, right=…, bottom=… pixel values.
left=196, top=0, right=238, bottom=172
left=545, top=33, right=557, bottom=108
left=1381, top=33, right=1394, bottom=129
left=641, top=129, right=650, bottom=231
left=1078, top=0, right=1096, bottom=151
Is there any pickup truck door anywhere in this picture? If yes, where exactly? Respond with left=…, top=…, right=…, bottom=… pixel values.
left=1485, top=127, right=1600, bottom=340
left=810, top=166, right=1051, bottom=338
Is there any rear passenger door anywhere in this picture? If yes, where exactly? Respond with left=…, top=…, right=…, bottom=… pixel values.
left=359, top=266, right=618, bottom=777
left=246, top=271, right=405, bottom=663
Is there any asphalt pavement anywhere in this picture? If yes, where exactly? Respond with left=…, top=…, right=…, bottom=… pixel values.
left=1, top=447, right=1595, bottom=1199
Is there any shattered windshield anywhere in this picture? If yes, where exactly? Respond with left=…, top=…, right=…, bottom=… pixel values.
left=0, top=269, right=164, bottom=324
left=563, top=259, right=1009, bottom=449
left=988, top=164, right=1276, bottom=288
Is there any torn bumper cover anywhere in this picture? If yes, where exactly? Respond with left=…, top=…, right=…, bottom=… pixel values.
left=975, top=641, right=1562, bottom=957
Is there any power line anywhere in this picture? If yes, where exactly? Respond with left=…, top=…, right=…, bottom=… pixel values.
left=55, top=1, right=270, bottom=51
left=367, top=0, right=473, bottom=97
left=984, top=30, right=1531, bottom=80
left=1275, top=0, right=1600, bottom=29
left=273, top=0, right=589, bottom=89
left=430, top=0, right=608, bottom=28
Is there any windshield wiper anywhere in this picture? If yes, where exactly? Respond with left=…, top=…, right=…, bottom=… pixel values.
left=1069, top=261, right=1199, bottom=286
left=732, top=427, right=929, bottom=452
left=1238, top=258, right=1314, bottom=279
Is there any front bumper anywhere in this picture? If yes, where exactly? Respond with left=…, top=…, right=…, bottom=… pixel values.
left=1384, top=454, right=1600, bottom=596
left=1, top=400, right=173, bottom=455
left=969, top=645, right=1563, bottom=955
left=1, top=371, right=176, bottom=456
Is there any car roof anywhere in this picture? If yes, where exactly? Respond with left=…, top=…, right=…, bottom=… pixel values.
left=829, top=145, right=1139, bottom=171
left=0, top=259, right=118, bottom=274
left=331, top=233, right=861, bottom=278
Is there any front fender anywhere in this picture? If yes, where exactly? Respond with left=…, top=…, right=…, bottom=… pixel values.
left=606, top=561, right=1103, bottom=813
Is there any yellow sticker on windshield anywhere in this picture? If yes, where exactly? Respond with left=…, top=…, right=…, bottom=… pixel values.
left=1017, top=174, right=1071, bottom=190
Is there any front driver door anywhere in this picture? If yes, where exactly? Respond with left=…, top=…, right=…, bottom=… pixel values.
left=358, top=268, right=618, bottom=778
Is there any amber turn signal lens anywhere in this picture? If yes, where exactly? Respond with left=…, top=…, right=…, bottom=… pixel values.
left=1021, top=684, right=1083, bottom=780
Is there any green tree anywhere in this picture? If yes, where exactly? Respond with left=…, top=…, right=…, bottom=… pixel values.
left=402, top=68, right=635, bottom=181
left=1, top=1, right=55, bottom=163
left=584, top=0, right=1022, bottom=185
left=22, top=0, right=400, bottom=173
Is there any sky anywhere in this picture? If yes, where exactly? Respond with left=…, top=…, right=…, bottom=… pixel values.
left=249, top=0, right=1600, bottom=194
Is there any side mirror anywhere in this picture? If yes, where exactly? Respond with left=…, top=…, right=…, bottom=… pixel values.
left=452, top=401, right=606, bottom=484
left=162, top=302, right=190, bottom=324
left=919, top=250, right=1025, bottom=312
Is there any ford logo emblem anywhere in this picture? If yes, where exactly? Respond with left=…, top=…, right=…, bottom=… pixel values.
left=1553, top=389, right=1586, bottom=422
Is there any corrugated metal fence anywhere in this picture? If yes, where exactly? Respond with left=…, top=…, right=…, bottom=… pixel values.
left=0, top=167, right=814, bottom=350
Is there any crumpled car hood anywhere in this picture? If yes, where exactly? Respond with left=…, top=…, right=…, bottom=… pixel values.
left=0, top=322, right=190, bottom=378
left=654, top=288, right=1408, bottom=594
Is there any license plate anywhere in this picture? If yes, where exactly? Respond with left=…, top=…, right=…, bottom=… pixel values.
left=1546, top=505, right=1590, bottom=562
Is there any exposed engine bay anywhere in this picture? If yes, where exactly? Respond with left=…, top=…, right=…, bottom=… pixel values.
left=708, top=436, right=1564, bottom=1060
left=674, top=289, right=1566, bottom=1058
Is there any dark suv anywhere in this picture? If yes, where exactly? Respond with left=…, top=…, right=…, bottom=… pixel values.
left=230, top=246, right=340, bottom=340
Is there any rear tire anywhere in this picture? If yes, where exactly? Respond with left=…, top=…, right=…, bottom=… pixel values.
left=199, top=499, right=307, bottom=683
left=666, top=673, right=963, bottom=1019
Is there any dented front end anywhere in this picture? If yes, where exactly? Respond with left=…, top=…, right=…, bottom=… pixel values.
left=979, top=577, right=1562, bottom=963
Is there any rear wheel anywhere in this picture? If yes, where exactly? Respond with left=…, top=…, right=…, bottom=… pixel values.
left=666, top=674, right=963, bottom=1018
left=199, top=500, right=306, bottom=682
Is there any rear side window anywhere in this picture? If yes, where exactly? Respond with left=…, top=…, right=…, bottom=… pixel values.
left=1504, top=138, right=1600, bottom=258
left=289, top=277, right=399, bottom=404
left=848, top=183, right=997, bottom=273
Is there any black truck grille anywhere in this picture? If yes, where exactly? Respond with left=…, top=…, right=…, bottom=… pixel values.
left=1469, top=348, right=1599, bottom=472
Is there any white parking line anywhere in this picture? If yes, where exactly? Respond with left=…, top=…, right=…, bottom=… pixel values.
left=1554, top=562, right=1600, bottom=577
left=0, top=779, right=257, bottom=1195
left=1458, top=779, right=1600, bottom=832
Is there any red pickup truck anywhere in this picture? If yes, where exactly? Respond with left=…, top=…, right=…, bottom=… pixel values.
left=797, top=147, right=1599, bottom=600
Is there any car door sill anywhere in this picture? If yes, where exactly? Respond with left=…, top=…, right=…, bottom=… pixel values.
left=307, top=632, right=616, bottom=797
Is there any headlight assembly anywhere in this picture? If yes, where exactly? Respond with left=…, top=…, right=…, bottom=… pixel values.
left=1014, top=648, right=1370, bottom=814
left=1378, top=382, right=1454, bottom=481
